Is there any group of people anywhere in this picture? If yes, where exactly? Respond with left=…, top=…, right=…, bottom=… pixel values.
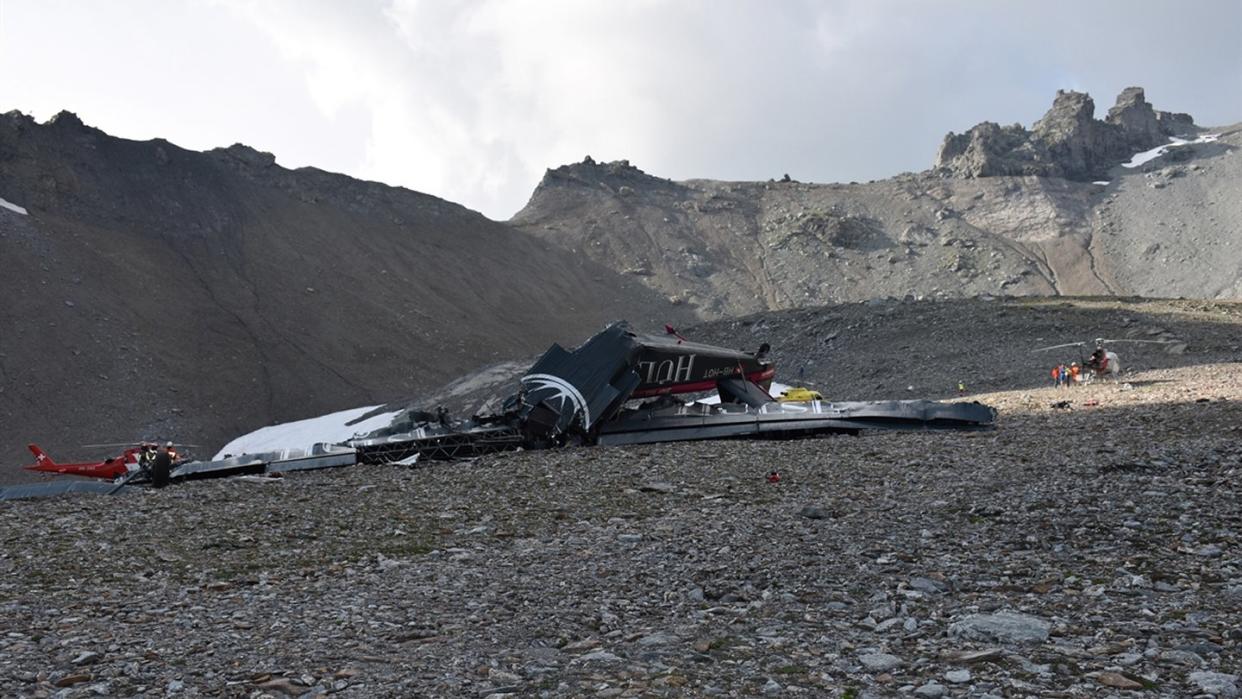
left=1050, top=363, right=1082, bottom=387
left=137, top=441, right=178, bottom=487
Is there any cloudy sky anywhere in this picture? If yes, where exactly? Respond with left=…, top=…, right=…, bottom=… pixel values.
left=2, top=1, right=1239, bottom=219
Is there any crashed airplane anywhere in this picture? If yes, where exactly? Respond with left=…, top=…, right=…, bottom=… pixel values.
left=349, top=322, right=995, bottom=463
left=2, top=322, right=995, bottom=500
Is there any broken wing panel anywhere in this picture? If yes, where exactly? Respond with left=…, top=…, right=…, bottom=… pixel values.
left=597, top=398, right=995, bottom=446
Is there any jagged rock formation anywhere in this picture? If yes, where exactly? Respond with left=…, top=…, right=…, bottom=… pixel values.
left=0, top=110, right=689, bottom=467
left=513, top=88, right=1239, bottom=319
left=935, top=87, right=1197, bottom=180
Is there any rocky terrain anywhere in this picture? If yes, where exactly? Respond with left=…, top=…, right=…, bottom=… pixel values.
left=2, top=87, right=1237, bottom=474
left=403, top=297, right=1242, bottom=426
left=512, top=88, right=1241, bottom=318
left=0, top=111, right=689, bottom=468
left=1, top=356, right=1238, bottom=697
left=691, top=297, right=1242, bottom=400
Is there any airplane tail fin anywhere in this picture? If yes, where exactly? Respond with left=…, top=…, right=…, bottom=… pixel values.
left=25, top=444, right=57, bottom=471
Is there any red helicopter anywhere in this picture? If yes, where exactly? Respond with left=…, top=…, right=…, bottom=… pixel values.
left=24, top=442, right=188, bottom=480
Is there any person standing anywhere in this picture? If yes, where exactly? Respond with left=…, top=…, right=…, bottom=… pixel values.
left=138, top=443, right=156, bottom=471
left=151, top=444, right=173, bottom=488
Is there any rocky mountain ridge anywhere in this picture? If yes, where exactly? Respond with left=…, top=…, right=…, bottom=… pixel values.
left=512, top=87, right=1240, bottom=319
left=935, top=87, right=1195, bottom=180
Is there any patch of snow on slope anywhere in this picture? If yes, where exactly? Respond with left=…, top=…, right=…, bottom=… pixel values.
left=0, top=196, right=28, bottom=215
left=1123, top=133, right=1218, bottom=169
left=214, top=406, right=402, bottom=459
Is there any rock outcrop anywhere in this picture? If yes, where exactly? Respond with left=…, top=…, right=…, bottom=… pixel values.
left=537, top=156, right=682, bottom=197
left=515, top=91, right=1239, bottom=319
left=936, top=87, right=1198, bottom=180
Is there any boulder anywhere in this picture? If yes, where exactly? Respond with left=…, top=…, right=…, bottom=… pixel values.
left=1188, top=671, right=1239, bottom=698
left=859, top=652, right=904, bottom=672
left=947, top=611, right=1050, bottom=644
left=1106, top=87, right=1164, bottom=149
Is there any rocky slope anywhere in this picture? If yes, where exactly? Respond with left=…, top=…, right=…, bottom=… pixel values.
left=690, top=297, right=1242, bottom=400
left=511, top=89, right=1241, bottom=319
left=0, top=111, right=690, bottom=468
left=383, top=297, right=1242, bottom=423
left=2, top=360, right=1238, bottom=697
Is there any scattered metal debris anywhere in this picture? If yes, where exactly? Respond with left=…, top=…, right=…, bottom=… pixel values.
left=349, top=321, right=995, bottom=462
left=10, top=322, right=996, bottom=499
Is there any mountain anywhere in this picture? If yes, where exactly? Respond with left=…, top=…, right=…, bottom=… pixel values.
left=0, top=111, right=690, bottom=471
left=3, top=85, right=1237, bottom=477
left=511, top=88, right=1241, bottom=319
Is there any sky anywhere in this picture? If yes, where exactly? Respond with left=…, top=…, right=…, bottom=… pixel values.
left=1, top=1, right=1239, bottom=220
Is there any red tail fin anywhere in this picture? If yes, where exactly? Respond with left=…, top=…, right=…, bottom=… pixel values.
left=25, top=444, right=57, bottom=471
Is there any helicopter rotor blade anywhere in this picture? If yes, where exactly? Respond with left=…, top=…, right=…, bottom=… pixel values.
left=81, top=442, right=145, bottom=449
left=1031, top=342, right=1086, bottom=353
left=1096, top=338, right=1174, bottom=345
left=82, top=441, right=203, bottom=449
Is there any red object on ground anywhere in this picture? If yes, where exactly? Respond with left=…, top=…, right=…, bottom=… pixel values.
left=767, top=471, right=781, bottom=483
left=664, top=324, right=688, bottom=344
left=24, top=443, right=137, bottom=479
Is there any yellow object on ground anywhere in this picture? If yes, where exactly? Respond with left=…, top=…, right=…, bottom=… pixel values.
left=778, top=387, right=823, bottom=402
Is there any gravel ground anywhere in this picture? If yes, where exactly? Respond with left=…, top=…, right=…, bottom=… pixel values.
left=1, top=363, right=1239, bottom=698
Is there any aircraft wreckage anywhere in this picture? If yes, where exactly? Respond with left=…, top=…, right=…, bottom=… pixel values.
left=2, top=322, right=995, bottom=500
left=350, top=322, right=995, bottom=463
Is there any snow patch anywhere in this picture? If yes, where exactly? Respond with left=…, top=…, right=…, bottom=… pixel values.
left=214, top=405, right=402, bottom=459
left=1122, top=133, right=1218, bottom=169
left=1092, top=181, right=1110, bottom=186
left=0, top=196, right=28, bottom=215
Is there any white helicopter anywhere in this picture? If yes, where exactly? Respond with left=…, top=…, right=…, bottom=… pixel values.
left=1032, top=337, right=1172, bottom=380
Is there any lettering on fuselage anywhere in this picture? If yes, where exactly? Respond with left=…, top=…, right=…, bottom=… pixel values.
left=637, top=354, right=696, bottom=385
